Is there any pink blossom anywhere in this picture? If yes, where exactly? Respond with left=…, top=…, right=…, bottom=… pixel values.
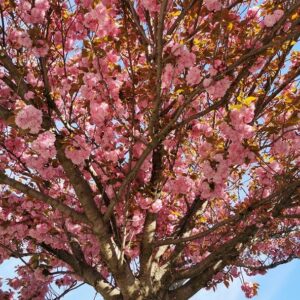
left=283, top=21, right=291, bottom=32
left=25, top=72, right=39, bottom=86
left=132, top=210, right=144, bottom=227
left=84, top=3, right=118, bottom=37
left=178, top=49, right=196, bottom=68
left=124, top=246, right=139, bottom=258
left=35, top=0, right=50, bottom=10
left=171, top=44, right=183, bottom=57
left=186, top=67, right=201, bottom=86
left=102, top=0, right=117, bottom=7
left=205, top=77, right=231, bottom=99
left=90, top=101, right=110, bottom=126
left=36, top=223, right=49, bottom=234
left=200, top=181, right=212, bottom=199
left=214, top=59, right=222, bottom=68
left=264, top=14, right=277, bottom=27
left=247, top=6, right=259, bottom=19
left=55, top=276, right=74, bottom=287
left=137, top=197, right=152, bottom=210
left=203, top=78, right=212, bottom=88
left=264, top=10, right=284, bottom=27
left=169, top=176, right=194, bottom=195
left=32, top=40, right=49, bottom=57
left=65, top=135, right=91, bottom=165
left=241, top=282, right=258, bottom=298
left=198, top=141, right=213, bottom=156
left=230, top=105, right=254, bottom=126
left=208, top=66, right=218, bottom=76
left=141, top=0, right=159, bottom=13
left=15, top=105, right=43, bottom=134
left=32, top=131, right=56, bottom=160
left=171, top=44, right=196, bottom=69
left=273, top=9, right=284, bottom=20
left=192, top=123, right=213, bottom=138
left=168, top=213, right=178, bottom=222
left=162, top=64, right=174, bottom=89
left=83, top=72, right=99, bottom=88
left=24, top=91, right=34, bottom=101
left=150, top=199, right=163, bottom=213
left=23, top=154, right=59, bottom=179
left=8, top=29, right=32, bottom=49
left=132, top=142, right=145, bottom=158
left=104, top=149, right=119, bottom=163
left=30, top=7, right=46, bottom=24
left=76, top=0, right=93, bottom=8
left=29, top=0, right=50, bottom=24
left=204, top=0, right=222, bottom=12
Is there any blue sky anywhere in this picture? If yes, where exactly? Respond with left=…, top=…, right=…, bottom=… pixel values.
left=1, top=258, right=299, bottom=299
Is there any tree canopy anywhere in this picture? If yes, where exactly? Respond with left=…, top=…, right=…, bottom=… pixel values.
left=0, top=0, right=299, bottom=299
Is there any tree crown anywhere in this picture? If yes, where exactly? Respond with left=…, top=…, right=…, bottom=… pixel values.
left=0, top=0, right=299, bottom=299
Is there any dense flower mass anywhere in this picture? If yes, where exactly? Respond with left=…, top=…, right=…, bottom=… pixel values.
left=204, top=0, right=222, bottom=12
left=32, top=131, right=56, bottom=159
left=264, top=9, right=284, bottom=27
left=0, top=1, right=299, bottom=300
left=15, top=105, right=43, bottom=134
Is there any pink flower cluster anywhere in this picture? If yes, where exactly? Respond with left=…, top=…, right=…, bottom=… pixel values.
left=264, top=9, right=284, bottom=27
left=90, top=100, right=110, bottom=126
left=55, top=276, right=74, bottom=287
left=132, top=209, right=145, bottom=228
left=203, top=76, right=231, bottom=99
left=204, top=0, right=222, bottom=12
left=191, top=122, right=213, bottom=138
left=230, top=104, right=254, bottom=131
left=150, top=199, right=163, bottom=213
left=171, top=44, right=196, bottom=69
left=241, top=282, right=259, bottom=298
left=31, top=40, right=49, bottom=58
left=199, top=154, right=232, bottom=199
left=84, top=3, right=118, bottom=38
left=220, top=105, right=255, bottom=143
left=186, top=66, right=201, bottom=86
left=8, top=29, right=32, bottom=49
left=161, top=44, right=200, bottom=90
left=137, top=197, right=163, bottom=213
left=247, top=6, right=259, bottom=19
left=23, top=152, right=59, bottom=179
left=141, top=0, right=159, bottom=13
left=65, top=135, right=91, bottom=165
left=32, top=131, right=56, bottom=160
left=162, top=64, right=174, bottom=89
left=166, top=175, right=195, bottom=195
left=15, top=105, right=43, bottom=134
left=18, top=0, right=50, bottom=24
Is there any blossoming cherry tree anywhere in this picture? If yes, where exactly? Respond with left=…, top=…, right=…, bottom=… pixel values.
left=0, top=0, right=300, bottom=299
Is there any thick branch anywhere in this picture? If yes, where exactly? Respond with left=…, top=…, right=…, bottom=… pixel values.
left=0, top=51, right=29, bottom=98
left=55, top=137, right=138, bottom=297
left=0, top=105, right=13, bottom=122
left=0, top=172, right=88, bottom=224
left=168, top=225, right=258, bottom=299
left=40, top=242, right=122, bottom=300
